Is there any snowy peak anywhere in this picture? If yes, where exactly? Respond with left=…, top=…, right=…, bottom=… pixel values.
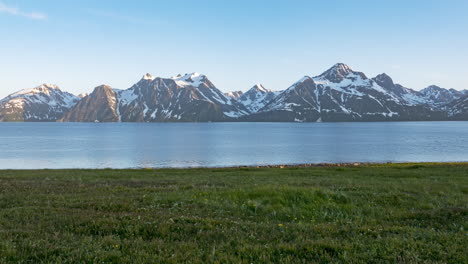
left=243, top=84, right=271, bottom=97
left=38, top=83, right=60, bottom=90
left=8, top=83, right=61, bottom=98
left=251, top=84, right=269, bottom=93
left=238, top=84, right=278, bottom=113
left=225, top=91, right=243, bottom=100
left=171, top=72, right=206, bottom=82
left=142, top=73, right=155, bottom=80
left=0, top=83, right=79, bottom=121
left=318, top=63, right=363, bottom=83
left=171, top=72, right=207, bottom=87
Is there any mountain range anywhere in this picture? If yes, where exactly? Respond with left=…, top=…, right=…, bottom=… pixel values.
left=1, top=63, right=467, bottom=122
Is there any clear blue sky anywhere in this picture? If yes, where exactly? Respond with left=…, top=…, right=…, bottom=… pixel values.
left=1, top=0, right=467, bottom=98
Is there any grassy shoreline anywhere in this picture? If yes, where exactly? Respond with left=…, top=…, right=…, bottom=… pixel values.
left=1, top=163, right=467, bottom=263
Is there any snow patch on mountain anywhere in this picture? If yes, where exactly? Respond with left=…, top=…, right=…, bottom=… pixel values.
left=225, top=91, right=243, bottom=100
left=171, top=72, right=206, bottom=88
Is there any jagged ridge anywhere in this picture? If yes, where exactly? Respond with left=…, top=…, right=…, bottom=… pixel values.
left=1, top=64, right=467, bottom=122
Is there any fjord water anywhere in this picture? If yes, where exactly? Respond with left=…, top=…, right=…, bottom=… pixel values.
left=1, top=122, right=467, bottom=169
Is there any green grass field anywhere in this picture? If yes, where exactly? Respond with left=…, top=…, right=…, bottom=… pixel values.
left=0, top=163, right=467, bottom=263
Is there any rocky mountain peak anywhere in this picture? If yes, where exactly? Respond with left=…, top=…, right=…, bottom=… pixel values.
left=373, top=73, right=395, bottom=89
left=39, top=83, right=60, bottom=89
left=61, top=84, right=118, bottom=122
left=317, top=63, right=368, bottom=83
left=7, top=83, right=62, bottom=98
left=424, top=85, right=442, bottom=91
left=225, top=91, right=243, bottom=100
left=251, top=84, right=269, bottom=93
left=238, top=84, right=278, bottom=113
left=91, top=85, right=114, bottom=96
left=420, top=85, right=449, bottom=97
left=94, top=84, right=113, bottom=90
left=319, top=63, right=353, bottom=81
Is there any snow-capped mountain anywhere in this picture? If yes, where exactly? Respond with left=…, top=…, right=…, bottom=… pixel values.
left=237, top=84, right=281, bottom=113
left=225, top=91, right=243, bottom=100
left=0, top=84, right=79, bottom=121
left=244, top=63, right=446, bottom=122
left=420, top=85, right=466, bottom=106
left=61, top=73, right=249, bottom=122
left=1, top=64, right=467, bottom=122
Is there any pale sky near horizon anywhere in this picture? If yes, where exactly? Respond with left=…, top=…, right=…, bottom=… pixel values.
left=1, top=0, right=467, bottom=98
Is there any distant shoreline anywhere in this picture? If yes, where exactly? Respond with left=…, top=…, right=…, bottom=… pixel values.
left=3, top=162, right=468, bottom=171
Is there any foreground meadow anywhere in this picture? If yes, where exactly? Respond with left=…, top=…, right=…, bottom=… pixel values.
left=0, top=163, right=467, bottom=263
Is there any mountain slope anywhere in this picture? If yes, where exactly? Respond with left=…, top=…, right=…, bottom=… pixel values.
left=0, top=84, right=79, bottom=121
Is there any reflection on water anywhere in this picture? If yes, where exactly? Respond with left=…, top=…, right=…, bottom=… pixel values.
left=0, top=122, right=467, bottom=169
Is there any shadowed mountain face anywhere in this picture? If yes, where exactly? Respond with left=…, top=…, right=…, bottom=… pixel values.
left=0, top=84, right=79, bottom=121
left=1, top=64, right=467, bottom=122
left=61, top=85, right=119, bottom=122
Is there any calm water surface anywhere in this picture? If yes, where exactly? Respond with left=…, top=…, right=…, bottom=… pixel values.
left=0, top=122, right=467, bottom=169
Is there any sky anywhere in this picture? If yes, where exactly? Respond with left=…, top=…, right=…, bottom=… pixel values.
left=0, top=0, right=467, bottom=98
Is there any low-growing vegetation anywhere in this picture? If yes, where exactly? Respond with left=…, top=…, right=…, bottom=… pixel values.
left=0, top=163, right=467, bottom=263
